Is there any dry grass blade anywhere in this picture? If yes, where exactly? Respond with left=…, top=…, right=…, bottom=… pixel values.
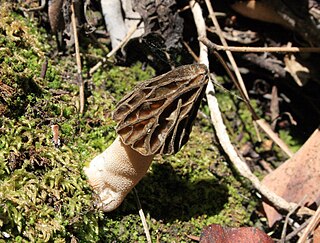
left=71, top=1, right=84, bottom=114
left=133, top=188, right=152, bottom=243
left=89, top=21, right=141, bottom=75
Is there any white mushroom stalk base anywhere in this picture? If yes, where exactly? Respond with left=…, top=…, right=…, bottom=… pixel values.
left=84, top=136, right=154, bottom=212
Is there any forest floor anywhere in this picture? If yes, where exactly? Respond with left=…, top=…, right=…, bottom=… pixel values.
left=1, top=1, right=319, bottom=242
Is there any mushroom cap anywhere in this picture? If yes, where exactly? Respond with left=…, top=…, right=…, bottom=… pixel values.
left=113, top=64, right=209, bottom=156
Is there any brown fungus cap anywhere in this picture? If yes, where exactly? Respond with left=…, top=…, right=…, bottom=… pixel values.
left=113, top=64, right=209, bottom=156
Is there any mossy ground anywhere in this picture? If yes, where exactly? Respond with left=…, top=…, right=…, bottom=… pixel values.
left=0, top=3, right=300, bottom=242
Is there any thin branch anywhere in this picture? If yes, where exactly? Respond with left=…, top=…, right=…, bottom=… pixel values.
left=255, top=119, right=294, bottom=157
left=182, top=41, right=200, bottom=62
left=71, top=1, right=85, bottom=114
left=284, top=218, right=311, bottom=242
left=199, top=36, right=294, bottom=157
left=89, top=21, right=141, bottom=75
left=190, top=0, right=298, bottom=214
left=199, top=38, right=320, bottom=53
left=204, top=0, right=262, bottom=142
left=204, top=0, right=249, bottom=99
left=133, top=188, right=152, bottom=243
left=298, top=204, right=320, bottom=243
left=281, top=196, right=307, bottom=243
left=107, top=20, right=141, bottom=58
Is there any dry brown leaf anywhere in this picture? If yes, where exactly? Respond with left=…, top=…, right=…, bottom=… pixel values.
left=284, top=54, right=310, bottom=86
left=262, top=128, right=320, bottom=227
left=200, top=224, right=273, bottom=243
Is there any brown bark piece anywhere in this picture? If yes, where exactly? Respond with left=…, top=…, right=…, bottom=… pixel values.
left=200, top=224, right=273, bottom=243
left=262, top=128, right=320, bottom=227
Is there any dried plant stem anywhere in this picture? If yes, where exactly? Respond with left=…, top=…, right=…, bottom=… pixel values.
left=199, top=38, right=320, bottom=53
left=284, top=218, right=311, bottom=242
left=298, top=205, right=320, bottom=243
left=190, top=0, right=297, bottom=213
left=71, top=1, right=84, bottom=114
left=281, top=196, right=307, bottom=243
left=133, top=188, right=152, bottom=243
left=107, top=21, right=141, bottom=58
left=183, top=41, right=200, bottom=62
left=89, top=21, right=140, bottom=75
left=199, top=37, right=294, bottom=157
left=255, top=119, right=293, bottom=157
left=204, top=0, right=248, bottom=99
left=203, top=0, right=262, bottom=141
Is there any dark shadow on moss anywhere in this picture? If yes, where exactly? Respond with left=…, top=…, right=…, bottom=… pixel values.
left=2, top=76, right=42, bottom=118
left=108, top=162, right=229, bottom=223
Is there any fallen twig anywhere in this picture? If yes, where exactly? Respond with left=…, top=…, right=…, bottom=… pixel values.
left=198, top=38, right=320, bottom=53
left=203, top=0, right=262, bottom=142
left=89, top=21, right=141, bottom=75
left=255, top=119, right=294, bottom=157
left=182, top=41, right=200, bottom=62
left=190, top=0, right=298, bottom=214
left=281, top=196, right=307, bottom=243
left=202, top=38, right=294, bottom=157
left=298, top=204, right=320, bottom=243
left=284, top=218, right=311, bottom=242
left=106, top=20, right=141, bottom=58
left=203, top=0, right=249, bottom=101
left=133, top=188, right=152, bottom=243
left=71, top=0, right=85, bottom=114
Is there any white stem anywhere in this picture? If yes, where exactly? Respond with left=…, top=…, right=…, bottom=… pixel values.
left=84, top=136, right=154, bottom=212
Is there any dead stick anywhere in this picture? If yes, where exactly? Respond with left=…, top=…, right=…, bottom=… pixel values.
left=183, top=41, right=200, bottom=62
left=204, top=0, right=249, bottom=100
left=89, top=21, right=141, bottom=75
left=284, top=218, right=311, bottom=242
left=190, top=0, right=298, bottom=214
left=204, top=0, right=262, bottom=142
left=199, top=38, right=320, bottom=53
left=298, top=204, right=320, bottom=243
left=281, top=196, right=307, bottom=243
left=107, top=20, right=141, bottom=58
left=71, top=0, right=85, bottom=114
left=204, top=39, right=294, bottom=157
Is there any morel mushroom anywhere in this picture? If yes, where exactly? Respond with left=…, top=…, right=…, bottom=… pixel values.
left=84, top=64, right=209, bottom=212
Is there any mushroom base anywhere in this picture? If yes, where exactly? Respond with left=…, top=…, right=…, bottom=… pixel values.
left=84, top=136, right=154, bottom=212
